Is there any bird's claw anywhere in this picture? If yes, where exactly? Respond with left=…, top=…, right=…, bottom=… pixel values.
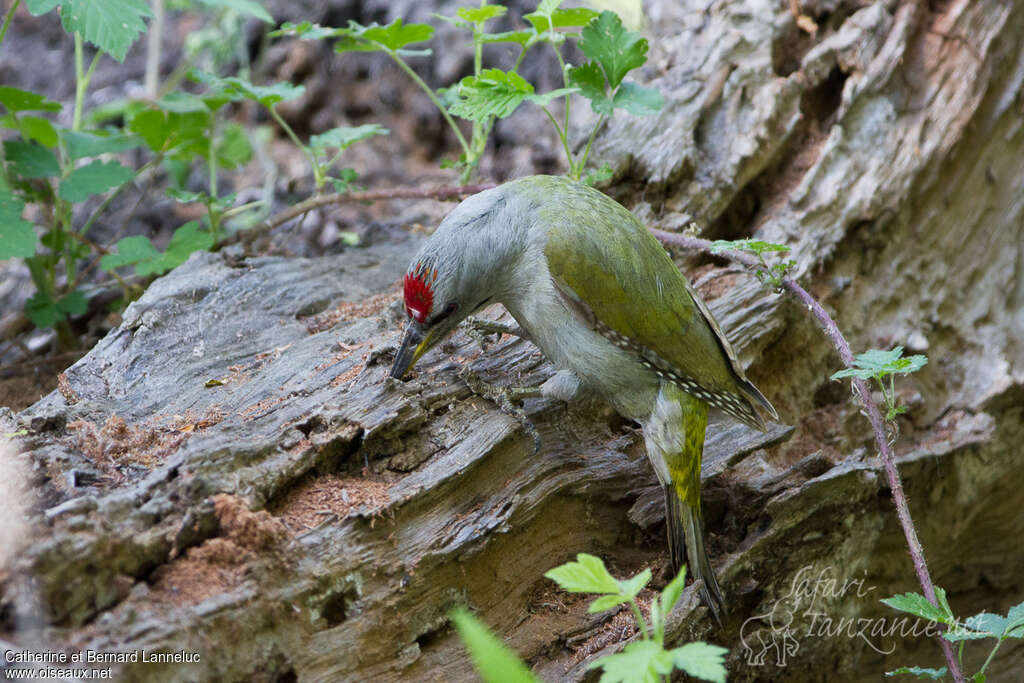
left=458, top=366, right=542, bottom=455
left=462, top=316, right=531, bottom=350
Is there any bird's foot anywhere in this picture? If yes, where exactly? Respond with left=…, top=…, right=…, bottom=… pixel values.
left=462, top=316, right=531, bottom=350
left=458, top=366, right=542, bottom=454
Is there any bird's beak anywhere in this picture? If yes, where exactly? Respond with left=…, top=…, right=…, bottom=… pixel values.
left=390, top=321, right=434, bottom=379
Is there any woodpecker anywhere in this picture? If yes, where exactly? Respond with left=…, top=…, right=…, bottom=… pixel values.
left=389, top=175, right=776, bottom=620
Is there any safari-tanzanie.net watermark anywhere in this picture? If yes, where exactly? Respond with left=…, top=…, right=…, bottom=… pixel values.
left=740, top=564, right=945, bottom=667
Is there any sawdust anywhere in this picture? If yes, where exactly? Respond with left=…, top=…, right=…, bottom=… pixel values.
left=274, top=474, right=391, bottom=534
left=150, top=494, right=287, bottom=606
left=302, top=284, right=401, bottom=334
left=67, top=407, right=223, bottom=472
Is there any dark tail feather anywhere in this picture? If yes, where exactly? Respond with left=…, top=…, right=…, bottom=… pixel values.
left=664, top=485, right=724, bottom=624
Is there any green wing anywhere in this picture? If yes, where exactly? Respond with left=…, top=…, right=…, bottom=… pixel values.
left=532, top=178, right=776, bottom=429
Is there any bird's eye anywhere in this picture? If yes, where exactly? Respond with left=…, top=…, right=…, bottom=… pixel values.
left=428, top=301, right=459, bottom=326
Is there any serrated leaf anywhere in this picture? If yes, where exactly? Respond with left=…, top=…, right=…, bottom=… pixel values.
left=885, top=666, right=948, bottom=680
left=58, top=160, right=134, bottom=202
left=831, top=347, right=929, bottom=381
left=709, top=238, right=791, bottom=255
left=196, top=0, right=272, bottom=23
left=569, top=61, right=613, bottom=115
left=524, top=7, right=598, bottom=31
left=670, top=642, right=728, bottom=683
left=589, top=640, right=674, bottom=683
left=660, top=565, right=688, bottom=615
left=0, top=190, right=37, bottom=259
left=588, top=593, right=629, bottom=613
left=1004, top=601, right=1024, bottom=638
left=524, top=87, right=578, bottom=107
left=881, top=591, right=953, bottom=625
left=582, top=162, right=614, bottom=186
left=25, top=0, right=61, bottom=14
left=451, top=608, right=540, bottom=683
left=157, top=220, right=214, bottom=272
left=457, top=5, right=507, bottom=24
left=25, top=290, right=61, bottom=328
left=100, top=234, right=160, bottom=272
left=944, top=612, right=1006, bottom=642
left=0, top=86, right=62, bottom=113
left=579, top=10, right=648, bottom=89
left=193, top=72, right=305, bottom=108
left=544, top=553, right=620, bottom=594
left=20, top=116, right=59, bottom=148
left=62, top=130, right=143, bottom=159
left=60, top=0, right=152, bottom=62
left=618, top=568, right=651, bottom=600
left=310, top=124, right=389, bottom=152
left=339, top=19, right=434, bottom=52
left=613, top=81, right=662, bottom=115
left=449, top=68, right=537, bottom=122
left=4, top=140, right=59, bottom=178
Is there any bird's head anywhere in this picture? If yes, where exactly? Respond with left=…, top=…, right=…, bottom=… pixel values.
left=389, top=187, right=517, bottom=379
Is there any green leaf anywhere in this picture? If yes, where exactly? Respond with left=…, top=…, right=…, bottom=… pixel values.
left=449, top=68, right=536, bottom=122
left=568, top=61, right=613, bottom=115
left=881, top=590, right=954, bottom=625
left=100, top=234, right=160, bottom=272
left=451, top=608, right=540, bottom=683
left=582, top=162, right=614, bottom=186
left=544, top=553, right=620, bottom=595
left=588, top=594, right=630, bottom=613
left=0, top=86, right=62, bottom=113
left=192, top=72, right=305, bottom=108
left=479, top=30, right=534, bottom=46
left=944, top=612, right=1007, bottom=642
left=670, top=642, right=729, bottom=683
left=21, top=116, right=59, bottom=148
left=578, top=11, right=648, bottom=89
left=58, top=160, right=134, bottom=202
left=4, top=140, right=59, bottom=178
left=831, top=347, right=929, bottom=382
left=25, top=291, right=61, bottom=328
left=660, top=565, right=688, bottom=615
left=709, top=238, right=791, bottom=255
left=56, top=289, right=87, bottom=315
left=885, top=666, right=948, bottom=680
left=60, top=0, right=153, bottom=62
left=0, top=190, right=37, bottom=259
left=524, top=7, right=598, bottom=31
left=589, top=640, right=674, bottom=683
left=196, top=0, right=273, bottom=23
left=618, top=568, right=651, bottom=600
left=25, top=0, right=61, bottom=14
left=613, top=82, right=662, bottom=115
left=336, top=19, right=434, bottom=53
left=457, top=5, right=507, bottom=24
left=62, top=130, right=143, bottom=159
left=269, top=22, right=345, bottom=40
left=153, top=220, right=214, bottom=274
left=1004, top=601, right=1024, bottom=638
left=215, top=122, right=252, bottom=169
left=310, top=124, right=389, bottom=152
left=157, top=92, right=212, bottom=114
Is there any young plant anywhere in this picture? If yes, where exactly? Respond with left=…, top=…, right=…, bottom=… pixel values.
left=452, top=555, right=727, bottom=683
left=709, top=238, right=795, bottom=288
left=272, top=2, right=662, bottom=183
left=830, top=346, right=928, bottom=421
left=883, top=591, right=1024, bottom=681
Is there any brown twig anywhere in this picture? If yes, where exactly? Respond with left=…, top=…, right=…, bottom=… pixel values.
left=651, top=229, right=964, bottom=683
left=221, top=184, right=497, bottom=249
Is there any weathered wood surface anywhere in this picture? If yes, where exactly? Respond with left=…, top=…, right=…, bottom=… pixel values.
left=4, top=0, right=1024, bottom=680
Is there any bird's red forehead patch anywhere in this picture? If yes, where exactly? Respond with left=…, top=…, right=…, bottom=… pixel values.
left=403, top=261, right=436, bottom=323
